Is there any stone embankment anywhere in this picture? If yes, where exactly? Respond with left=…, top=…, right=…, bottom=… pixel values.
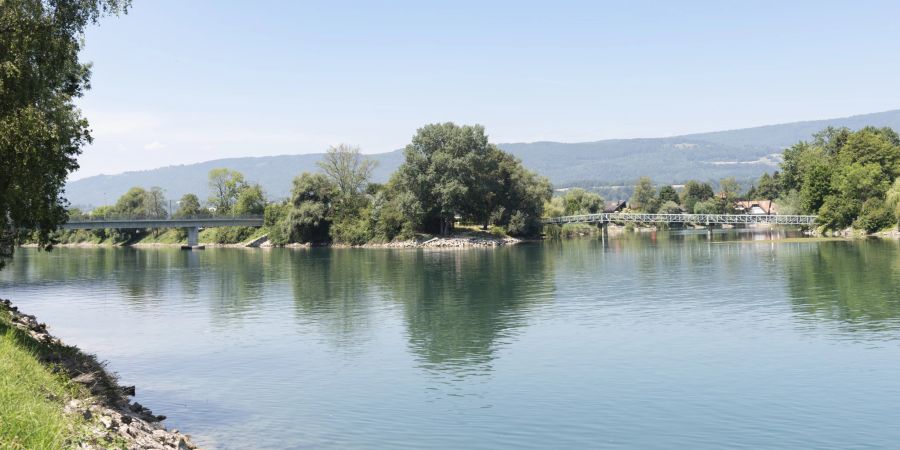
left=273, top=232, right=521, bottom=249
left=1, top=299, right=200, bottom=450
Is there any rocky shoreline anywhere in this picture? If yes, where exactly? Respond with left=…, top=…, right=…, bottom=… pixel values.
left=32, top=232, right=523, bottom=250
left=0, top=299, right=200, bottom=450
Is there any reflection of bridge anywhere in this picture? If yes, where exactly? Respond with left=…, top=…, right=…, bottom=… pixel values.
left=62, top=217, right=265, bottom=247
left=543, top=213, right=818, bottom=226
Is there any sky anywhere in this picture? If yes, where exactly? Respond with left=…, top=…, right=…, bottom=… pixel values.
left=74, top=0, right=900, bottom=179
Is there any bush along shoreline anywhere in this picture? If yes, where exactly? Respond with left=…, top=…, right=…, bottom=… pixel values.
left=0, top=299, right=200, bottom=450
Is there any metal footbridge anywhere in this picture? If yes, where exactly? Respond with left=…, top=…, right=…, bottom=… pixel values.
left=62, top=216, right=265, bottom=247
left=543, top=213, right=817, bottom=226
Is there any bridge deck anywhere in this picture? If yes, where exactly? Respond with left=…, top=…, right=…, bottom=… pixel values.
left=62, top=217, right=264, bottom=230
left=543, top=213, right=817, bottom=225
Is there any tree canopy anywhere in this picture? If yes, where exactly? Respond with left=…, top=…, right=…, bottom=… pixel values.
left=0, top=0, right=128, bottom=268
left=393, top=123, right=550, bottom=235
left=758, top=126, right=900, bottom=231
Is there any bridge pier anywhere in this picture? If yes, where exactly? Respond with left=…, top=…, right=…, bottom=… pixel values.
left=181, top=226, right=204, bottom=250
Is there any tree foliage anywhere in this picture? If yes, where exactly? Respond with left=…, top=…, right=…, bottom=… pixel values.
left=317, top=144, right=377, bottom=197
left=681, top=180, right=715, bottom=214
left=174, top=193, right=204, bottom=218
left=657, top=185, right=679, bottom=205
left=768, top=126, right=900, bottom=230
left=629, top=177, right=657, bottom=212
left=393, top=123, right=549, bottom=236
left=287, top=173, right=336, bottom=243
left=0, top=0, right=129, bottom=268
left=207, top=168, right=246, bottom=214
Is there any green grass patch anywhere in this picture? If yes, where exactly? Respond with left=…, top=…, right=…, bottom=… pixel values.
left=0, top=314, right=86, bottom=449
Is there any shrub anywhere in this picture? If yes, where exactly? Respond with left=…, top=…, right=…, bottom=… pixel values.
left=212, top=226, right=255, bottom=244
left=544, top=224, right=562, bottom=239
left=854, top=198, right=896, bottom=233
left=330, top=212, right=374, bottom=245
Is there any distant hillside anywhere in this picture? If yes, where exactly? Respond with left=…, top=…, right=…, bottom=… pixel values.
left=65, top=109, right=900, bottom=207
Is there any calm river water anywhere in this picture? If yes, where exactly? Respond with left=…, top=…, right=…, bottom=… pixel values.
left=2, top=231, right=900, bottom=449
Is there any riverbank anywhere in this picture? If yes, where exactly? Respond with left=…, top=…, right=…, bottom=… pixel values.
left=0, top=299, right=199, bottom=450
left=29, top=230, right=523, bottom=249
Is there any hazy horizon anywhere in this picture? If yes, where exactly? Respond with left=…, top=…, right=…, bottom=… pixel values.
left=75, top=0, right=900, bottom=179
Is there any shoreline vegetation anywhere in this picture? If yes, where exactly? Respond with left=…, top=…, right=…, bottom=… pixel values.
left=0, top=299, right=199, bottom=450
left=32, top=125, right=896, bottom=253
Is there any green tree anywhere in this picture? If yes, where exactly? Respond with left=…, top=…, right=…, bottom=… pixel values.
left=681, top=180, right=714, bottom=213
left=797, top=151, right=833, bottom=213
left=629, top=177, right=657, bottom=212
left=145, top=186, right=167, bottom=218
left=114, top=187, right=148, bottom=217
left=718, top=177, right=741, bottom=213
left=693, top=199, right=720, bottom=215
left=394, top=123, right=548, bottom=235
left=174, top=193, right=204, bottom=218
left=886, top=179, right=900, bottom=227
left=207, top=168, right=246, bottom=214
left=561, top=188, right=603, bottom=215
left=754, top=172, right=780, bottom=200
left=657, top=200, right=682, bottom=214
left=234, top=184, right=266, bottom=216
left=0, top=0, right=129, bottom=268
left=854, top=198, right=895, bottom=233
left=317, top=144, right=377, bottom=197
left=657, top=185, right=679, bottom=205
left=288, top=173, right=337, bottom=243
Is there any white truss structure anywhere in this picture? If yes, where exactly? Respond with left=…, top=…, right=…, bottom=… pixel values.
left=543, top=213, right=817, bottom=226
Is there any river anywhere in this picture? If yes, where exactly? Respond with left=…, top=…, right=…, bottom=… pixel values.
left=2, top=230, right=899, bottom=449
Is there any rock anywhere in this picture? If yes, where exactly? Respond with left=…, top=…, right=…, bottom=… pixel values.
left=121, top=385, right=136, bottom=396
left=130, top=402, right=144, bottom=412
left=156, top=415, right=167, bottom=421
left=98, top=415, right=115, bottom=429
left=72, top=372, right=98, bottom=385
left=82, top=409, right=93, bottom=420
left=121, top=415, right=132, bottom=424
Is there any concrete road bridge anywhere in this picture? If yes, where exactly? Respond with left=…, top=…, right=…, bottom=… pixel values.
left=62, top=216, right=265, bottom=247
left=543, top=213, right=818, bottom=226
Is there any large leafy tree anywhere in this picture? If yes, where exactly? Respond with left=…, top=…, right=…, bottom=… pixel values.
left=681, top=180, right=714, bottom=214
left=394, top=123, right=549, bottom=236
left=317, top=144, right=377, bottom=197
left=629, top=177, right=657, bottom=212
left=174, top=193, right=204, bottom=218
left=778, top=126, right=900, bottom=230
left=207, top=168, right=246, bottom=214
left=288, top=173, right=337, bottom=243
left=0, top=0, right=129, bottom=268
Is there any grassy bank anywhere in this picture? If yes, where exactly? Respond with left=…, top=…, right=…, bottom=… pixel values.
left=0, top=300, right=197, bottom=449
left=0, top=310, right=89, bottom=448
left=48, top=226, right=268, bottom=247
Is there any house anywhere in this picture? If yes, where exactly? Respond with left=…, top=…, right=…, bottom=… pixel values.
left=734, top=200, right=777, bottom=215
left=603, top=200, right=627, bottom=213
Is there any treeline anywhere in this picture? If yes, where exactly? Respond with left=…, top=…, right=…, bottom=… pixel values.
left=545, top=177, right=741, bottom=217
left=749, top=126, right=900, bottom=232
left=66, top=123, right=552, bottom=245
left=64, top=124, right=900, bottom=246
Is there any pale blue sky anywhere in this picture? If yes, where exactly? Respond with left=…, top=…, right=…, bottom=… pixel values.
left=75, top=0, right=900, bottom=179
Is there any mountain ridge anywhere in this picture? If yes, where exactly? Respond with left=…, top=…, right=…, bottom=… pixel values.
left=65, top=109, right=900, bottom=207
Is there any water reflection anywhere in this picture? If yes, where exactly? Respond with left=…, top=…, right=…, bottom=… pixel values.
left=782, top=239, right=900, bottom=332
left=386, top=247, right=554, bottom=370
left=3, top=234, right=900, bottom=449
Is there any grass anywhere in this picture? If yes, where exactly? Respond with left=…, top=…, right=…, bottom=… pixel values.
left=0, top=313, right=86, bottom=449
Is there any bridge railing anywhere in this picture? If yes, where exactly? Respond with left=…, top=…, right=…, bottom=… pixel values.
left=543, top=213, right=817, bottom=225
left=66, top=214, right=264, bottom=222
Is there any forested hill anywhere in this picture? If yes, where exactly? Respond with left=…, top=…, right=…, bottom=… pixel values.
left=65, top=109, right=900, bottom=207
